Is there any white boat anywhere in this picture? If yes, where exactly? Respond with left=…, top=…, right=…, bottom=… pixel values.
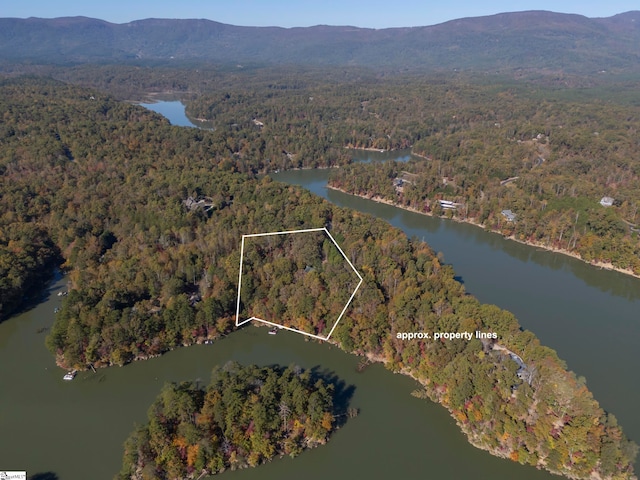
left=63, top=370, right=77, bottom=380
left=268, top=328, right=278, bottom=335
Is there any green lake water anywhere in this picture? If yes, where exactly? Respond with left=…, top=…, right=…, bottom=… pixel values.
left=0, top=275, right=556, bottom=480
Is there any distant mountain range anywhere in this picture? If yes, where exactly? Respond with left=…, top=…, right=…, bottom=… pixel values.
left=1, top=11, right=639, bottom=74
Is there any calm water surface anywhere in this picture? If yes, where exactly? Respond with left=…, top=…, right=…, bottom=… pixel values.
left=139, top=100, right=213, bottom=129
left=1, top=101, right=635, bottom=479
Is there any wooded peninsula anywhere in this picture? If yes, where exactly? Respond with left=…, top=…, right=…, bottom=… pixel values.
left=0, top=69, right=638, bottom=479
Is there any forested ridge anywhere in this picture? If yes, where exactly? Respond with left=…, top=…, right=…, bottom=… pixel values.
left=118, top=363, right=342, bottom=479
left=0, top=76, right=637, bottom=479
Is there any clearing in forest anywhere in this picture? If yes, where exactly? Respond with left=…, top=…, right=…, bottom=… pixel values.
left=236, top=227, right=362, bottom=340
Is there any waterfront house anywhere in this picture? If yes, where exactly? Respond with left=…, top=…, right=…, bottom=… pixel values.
left=501, top=209, right=517, bottom=222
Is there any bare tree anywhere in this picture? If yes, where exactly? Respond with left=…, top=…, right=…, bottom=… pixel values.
left=279, top=401, right=291, bottom=432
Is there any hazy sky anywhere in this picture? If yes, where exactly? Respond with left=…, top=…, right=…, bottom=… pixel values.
left=3, top=0, right=638, bottom=28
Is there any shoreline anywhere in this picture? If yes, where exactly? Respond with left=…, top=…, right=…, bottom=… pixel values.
left=53, top=315, right=629, bottom=480
left=344, top=146, right=389, bottom=153
left=351, top=344, right=587, bottom=479
left=326, top=184, right=640, bottom=280
left=50, top=241, right=635, bottom=478
left=343, top=146, right=415, bottom=153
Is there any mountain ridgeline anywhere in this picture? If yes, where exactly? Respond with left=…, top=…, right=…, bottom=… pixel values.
left=1, top=11, right=640, bottom=74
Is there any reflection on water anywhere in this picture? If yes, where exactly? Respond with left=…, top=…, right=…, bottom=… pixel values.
left=348, top=148, right=412, bottom=164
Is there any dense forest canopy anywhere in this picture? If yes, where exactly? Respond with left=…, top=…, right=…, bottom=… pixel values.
left=239, top=229, right=361, bottom=338
left=118, top=363, right=343, bottom=479
left=0, top=74, right=638, bottom=479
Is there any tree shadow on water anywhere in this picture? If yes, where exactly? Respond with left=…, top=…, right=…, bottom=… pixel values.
left=261, top=362, right=358, bottom=429
left=29, top=473, right=59, bottom=480
left=308, top=365, right=357, bottom=428
left=0, top=265, right=64, bottom=326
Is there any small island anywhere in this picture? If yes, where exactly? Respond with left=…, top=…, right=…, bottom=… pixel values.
left=117, top=363, right=345, bottom=479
